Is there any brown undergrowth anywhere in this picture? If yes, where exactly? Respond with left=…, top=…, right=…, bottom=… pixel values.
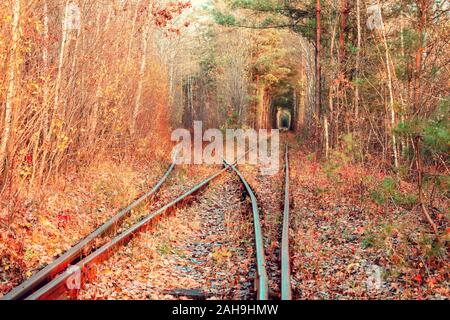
left=288, top=137, right=449, bottom=299
left=0, top=140, right=174, bottom=296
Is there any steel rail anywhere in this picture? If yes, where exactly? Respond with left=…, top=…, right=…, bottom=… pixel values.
left=3, top=155, right=178, bottom=300
left=226, top=161, right=269, bottom=300
left=25, top=162, right=240, bottom=300
left=280, top=144, right=292, bottom=300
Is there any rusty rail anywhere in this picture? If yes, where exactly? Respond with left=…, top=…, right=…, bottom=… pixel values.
left=225, top=160, right=269, bottom=300
left=3, top=155, right=178, bottom=300
left=225, top=142, right=291, bottom=300
left=281, top=144, right=292, bottom=300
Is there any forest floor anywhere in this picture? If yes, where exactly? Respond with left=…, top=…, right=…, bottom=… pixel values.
left=288, top=137, right=449, bottom=299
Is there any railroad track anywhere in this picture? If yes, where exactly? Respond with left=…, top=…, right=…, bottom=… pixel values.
left=3, top=145, right=292, bottom=300
left=229, top=144, right=291, bottom=300
left=281, top=144, right=292, bottom=300
left=3, top=154, right=179, bottom=300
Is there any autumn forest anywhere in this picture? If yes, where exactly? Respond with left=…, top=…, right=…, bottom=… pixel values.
left=0, top=0, right=448, bottom=301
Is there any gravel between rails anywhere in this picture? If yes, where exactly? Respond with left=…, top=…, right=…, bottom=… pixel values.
left=78, top=173, right=255, bottom=300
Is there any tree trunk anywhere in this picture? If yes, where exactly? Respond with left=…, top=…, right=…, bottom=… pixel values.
left=44, top=0, right=71, bottom=180
left=53, top=0, right=70, bottom=121
left=338, top=0, right=349, bottom=65
left=37, top=0, right=51, bottom=181
left=0, top=0, right=21, bottom=178
left=132, top=16, right=151, bottom=135
left=413, top=0, right=430, bottom=113
left=329, top=17, right=338, bottom=148
left=414, top=137, right=438, bottom=234
left=324, top=116, right=329, bottom=159
left=354, top=0, right=361, bottom=119
left=256, top=78, right=266, bottom=130
left=413, top=1, right=437, bottom=235
left=377, top=1, right=399, bottom=169
left=315, top=0, right=322, bottom=127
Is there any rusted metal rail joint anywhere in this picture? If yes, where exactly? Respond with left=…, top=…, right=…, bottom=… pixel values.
left=25, top=162, right=238, bottom=300
left=3, top=155, right=178, bottom=300
left=226, top=161, right=269, bottom=300
left=281, top=144, right=292, bottom=300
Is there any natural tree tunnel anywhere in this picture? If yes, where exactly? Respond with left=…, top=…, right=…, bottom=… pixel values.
left=271, top=90, right=295, bottom=131
left=173, top=27, right=313, bottom=133
left=278, top=109, right=292, bottom=130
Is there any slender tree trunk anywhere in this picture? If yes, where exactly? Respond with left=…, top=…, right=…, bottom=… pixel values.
left=377, top=1, right=399, bottom=169
left=315, top=0, right=322, bottom=128
left=0, top=0, right=21, bottom=178
left=355, top=0, right=361, bottom=119
left=37, top=0, right=51, bottom=181
left=42, top=0, right=50, bottom=108
left=324, top=116, right=329, bottom=159
left=45, top=0, right=70, bottom=180
left=383, top=34, right=399, bottom=169
left=132, top=17, right=151, bottom=135
left=31, top=0, right=51, bottom=185
left=399, top=19, right=407, bottom=156
left=413, top=0, right=429, bottom=113
left=329, top=18, right=337, bottom=148
left=414, top=137, right=438, bottom=234
left=338, top=0, right=349, bottom=143
left=66, top=20, right=82, bottom=120
left=53, top=0, right=70, bottom=121
left=256, top=78, right=269, bottom=130
left=413, top=1, right=437, bottom=234
left=338, top=0, right=349, bottom=65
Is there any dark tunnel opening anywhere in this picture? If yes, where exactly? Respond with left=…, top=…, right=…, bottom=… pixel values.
left=271, top=89, right=295, bottom=131
left=281, top=114, right=290, bottom=129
